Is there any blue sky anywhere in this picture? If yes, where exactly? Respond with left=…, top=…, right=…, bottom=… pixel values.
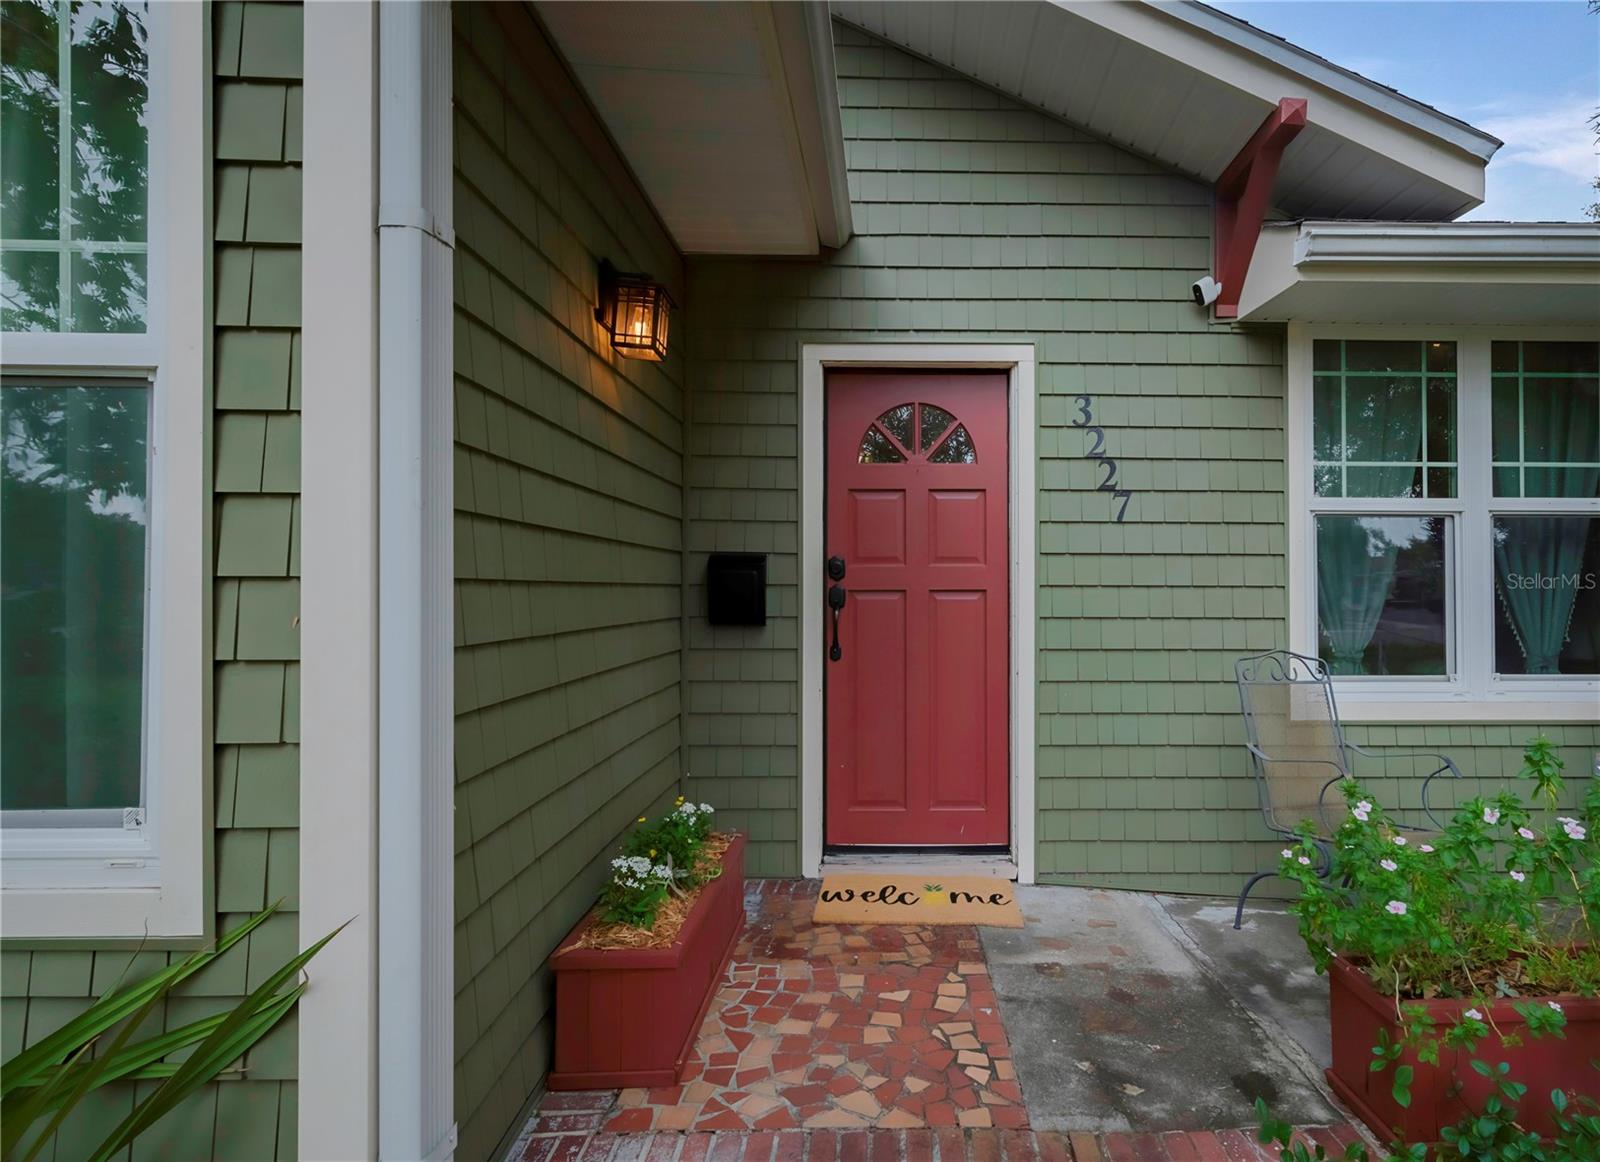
left=1208, top=1, right=1599, bottom=221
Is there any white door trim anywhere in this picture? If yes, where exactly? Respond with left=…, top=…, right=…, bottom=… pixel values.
left=799, top=344, right=1037, bottom=884
left=300, top=3, right=378, bottom=1157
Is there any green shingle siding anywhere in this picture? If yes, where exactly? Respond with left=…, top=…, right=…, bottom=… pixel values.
left=450, top=5, right=687, bottom=1158
left=0, top=6, right=302, bottom=1159
left=683, top=23, right=1600, bottom=884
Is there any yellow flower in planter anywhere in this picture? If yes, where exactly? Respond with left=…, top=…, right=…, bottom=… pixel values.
left=921, top=883, right=945, bottom=907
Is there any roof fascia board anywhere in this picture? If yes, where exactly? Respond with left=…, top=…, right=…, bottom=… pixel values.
left=1292, top=221, right=1600, bottom=266
left=1237, top=222, right=1600, bottom=320
left=1052, top=0, right=1490, bottom=208
left=771, top=1, right=854, bottom=249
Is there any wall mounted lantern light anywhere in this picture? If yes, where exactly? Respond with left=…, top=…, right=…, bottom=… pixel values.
left=595, top=259, right=674, bottom=361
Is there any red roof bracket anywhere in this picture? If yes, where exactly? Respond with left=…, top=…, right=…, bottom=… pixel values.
left=1213, top=97, right=1307, bottom=319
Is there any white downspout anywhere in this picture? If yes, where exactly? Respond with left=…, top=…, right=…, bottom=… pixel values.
left=376, top=4, right=456, bottom=1160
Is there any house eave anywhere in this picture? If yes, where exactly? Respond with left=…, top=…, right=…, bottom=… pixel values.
left=1236, top=221, right=1600, bottom=325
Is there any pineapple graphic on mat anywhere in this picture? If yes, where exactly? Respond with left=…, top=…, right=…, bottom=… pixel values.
left=921, top=883, right=945, bottom=908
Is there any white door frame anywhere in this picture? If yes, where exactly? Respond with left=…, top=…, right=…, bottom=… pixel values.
left=799, top=344, right=1037, bottom=884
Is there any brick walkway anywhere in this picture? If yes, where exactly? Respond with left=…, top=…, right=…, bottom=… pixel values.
left=513, top=880, right=1365, bottom=1161
left=516, top=1088, right=1366, bottom=1161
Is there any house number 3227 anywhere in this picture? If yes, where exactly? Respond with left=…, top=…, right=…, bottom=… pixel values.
left=1070, top=395, right=1132, bottom=523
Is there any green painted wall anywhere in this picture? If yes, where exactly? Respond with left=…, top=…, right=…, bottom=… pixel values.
left=682, top=22, right=1599, bottom=887
left=0, top=3, right=303, bottom=1158
left=450, top=5, right=687, bottom=1158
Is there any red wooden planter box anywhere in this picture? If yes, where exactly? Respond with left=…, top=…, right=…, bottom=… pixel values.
left=548, top=834, right=745, bottom=1090
left=1326, top=954, right=1600, bottom=1143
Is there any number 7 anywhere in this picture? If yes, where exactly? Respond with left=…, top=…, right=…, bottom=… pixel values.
left=1113, top=489, right=1132, bottom=523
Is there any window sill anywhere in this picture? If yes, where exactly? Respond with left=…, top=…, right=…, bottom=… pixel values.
left=1336, top=695, right=1599, bottom=724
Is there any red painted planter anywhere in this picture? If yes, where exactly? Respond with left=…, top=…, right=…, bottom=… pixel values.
left=548, top=834, right=745, bottom=1090
left=1326, top=954, right=1600, bottom=1143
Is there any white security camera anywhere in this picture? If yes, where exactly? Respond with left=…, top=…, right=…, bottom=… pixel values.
left=1191, top=276, right=1222, bottom=307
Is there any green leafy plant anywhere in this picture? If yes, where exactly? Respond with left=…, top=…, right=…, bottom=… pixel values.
left=1, top=901, right=342, bottom=1162
left=1263, top=735, right=1600, bottom=1160
left=603, top=797, right=721, bottom=930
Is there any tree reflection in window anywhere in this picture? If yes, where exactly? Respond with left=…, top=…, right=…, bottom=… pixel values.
left=857, top=402, right=977, bottom=465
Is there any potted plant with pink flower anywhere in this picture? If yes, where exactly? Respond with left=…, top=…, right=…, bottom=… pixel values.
left=1275, top=735, right=1598, bottom=1148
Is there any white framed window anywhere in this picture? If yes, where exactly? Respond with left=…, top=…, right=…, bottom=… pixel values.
left=1288, top=323, right=1600, bottom=722
left=1, top=0, right=206, bottom=937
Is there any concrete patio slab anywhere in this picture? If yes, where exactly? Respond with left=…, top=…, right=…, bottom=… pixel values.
left=983, top=886, right=1341, bottom=1134
left=1158, top=895, right=1333, bottom=1069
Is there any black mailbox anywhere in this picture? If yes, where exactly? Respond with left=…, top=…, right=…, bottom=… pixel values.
left=706, top=553, right=767, bottom=626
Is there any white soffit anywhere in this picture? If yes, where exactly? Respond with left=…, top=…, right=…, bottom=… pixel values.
left=535, top=1, right=851, bottom=256
left=831, top=0, right=1500, bottom=221
left=1237, top=221, right=1600, bottom=326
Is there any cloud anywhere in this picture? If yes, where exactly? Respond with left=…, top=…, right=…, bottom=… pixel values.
left=1475, top=96, right=1598, bottom=182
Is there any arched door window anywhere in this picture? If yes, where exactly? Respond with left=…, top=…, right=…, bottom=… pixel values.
left=857, top=402, right=977, bottom=464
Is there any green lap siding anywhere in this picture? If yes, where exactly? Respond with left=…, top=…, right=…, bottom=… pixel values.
left=450, top=5, right=687, bottom=1158
left=0, top=5, right=302, bottom=1159
left=682, top=22, right=1599, bottom=885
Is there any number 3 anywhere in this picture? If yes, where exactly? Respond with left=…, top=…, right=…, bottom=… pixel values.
left=1071, top=395, right=1093, bottom=427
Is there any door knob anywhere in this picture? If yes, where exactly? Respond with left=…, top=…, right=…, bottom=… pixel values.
left=827, top=555, right=846, bottom=581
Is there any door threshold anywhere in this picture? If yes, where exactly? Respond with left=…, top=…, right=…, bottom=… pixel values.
left=820, top=850, right=1018, bottom=881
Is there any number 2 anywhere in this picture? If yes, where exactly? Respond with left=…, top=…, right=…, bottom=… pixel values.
left=1085, top=426, right=1106, bottom=457
left=1095, top=459, right=1117, bottom=491
left=1071, top=395, right=1093, bottom=427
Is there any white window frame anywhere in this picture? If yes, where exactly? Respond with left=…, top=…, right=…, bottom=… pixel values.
left=1288, top=322, right=1600, bottom=724
left=1, top=1, right=207, bottom=938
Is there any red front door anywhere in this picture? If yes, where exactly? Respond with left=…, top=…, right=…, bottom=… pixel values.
left=824, top=372, right=1010, bottom=847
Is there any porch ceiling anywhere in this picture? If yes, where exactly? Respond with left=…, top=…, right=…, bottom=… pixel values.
left=832, top=0, right=1499, bottom=222
left=534, top=1, right=852, bottom=256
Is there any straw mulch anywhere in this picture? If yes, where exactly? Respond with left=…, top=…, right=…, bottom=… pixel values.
left=571, top=833, right=735, bottom=951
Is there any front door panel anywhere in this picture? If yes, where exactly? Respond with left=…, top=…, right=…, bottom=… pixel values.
left=824, top=372, right=1009, bottom=846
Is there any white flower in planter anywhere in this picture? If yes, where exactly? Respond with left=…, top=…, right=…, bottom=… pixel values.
left=1392, top=836, right=1407, bottom=846
left=1464, top=1008, right=1483, bottom=1021
left=1281, top=849, right=1294, bottom=859
left=1548, top=1001, right=1563, bottom=1012
left=1297, top=856, right=1312, bottom=866
left=1385, top=900, right=1407, bottom=916
left=1380, top=859, right=1398, bottom=872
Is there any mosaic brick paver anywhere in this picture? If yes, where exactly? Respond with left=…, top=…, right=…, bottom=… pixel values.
left=514, top=1088, right=1366, bottom=1161
left=595, top=880, right=1025, bottom=1133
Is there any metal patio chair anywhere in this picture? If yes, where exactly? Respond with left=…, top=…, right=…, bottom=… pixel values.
left=1231, top=649, right=1462, bottom=929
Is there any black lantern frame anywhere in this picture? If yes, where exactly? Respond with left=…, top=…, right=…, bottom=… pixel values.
left=595, top=259, right=674, bottom=361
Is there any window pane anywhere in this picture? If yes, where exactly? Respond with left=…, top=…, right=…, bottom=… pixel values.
left=0, top=0, right=62, bottom=239
left=1493, top=516, right=1599, bottom=676
left=70, top=248, right=144, bottom=331
left=1492, top=342, right=1600, bottom=499
left=1311, top=340, right=1454, bottom=499
left=1, top=382, right=148, bottom=812
left=1316, top=515, right=1448, bottom=677
left=1, top=247, right=60, bottom=331
left=69, top=0, right=149, bottom=246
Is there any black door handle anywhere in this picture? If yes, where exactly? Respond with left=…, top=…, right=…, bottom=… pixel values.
left=828, top=582, right=846, bottom=661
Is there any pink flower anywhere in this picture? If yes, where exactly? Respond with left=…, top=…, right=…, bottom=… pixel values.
left=1380, top=859, right=1398, bottom=872
left=1297, top=856, right=1312, bottom=866
left=1392, top=836, right=1407, bottom=846
left=1351, top=801, right=1372, bottom=823
left=1282, top=849, right=1295, bottom=859
left=1559, top=817, right=1587, bottom=841
left=1509, top=870, right=1526, bottom=882
left=1464, top=1008, right=1483, bottom=1021
left=1483, top=807, right=1501, bottom=825
left=1518, top=827, right=1535, bottom=840
left=1420, top=844, right=1435, bottom=853
left=1385, top=900, right=1407, bottom=916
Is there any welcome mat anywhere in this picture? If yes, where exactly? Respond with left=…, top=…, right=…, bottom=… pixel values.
left=812, top=875, right=1024, bottom=928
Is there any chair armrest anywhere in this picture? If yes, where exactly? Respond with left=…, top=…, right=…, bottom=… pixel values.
left=1346, top=745, right=1462, bottom=828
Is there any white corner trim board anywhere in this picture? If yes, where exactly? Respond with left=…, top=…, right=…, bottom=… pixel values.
left=300, top=4, right=380, bottom=1159
left=798, top=344, right=1038, bottom=884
